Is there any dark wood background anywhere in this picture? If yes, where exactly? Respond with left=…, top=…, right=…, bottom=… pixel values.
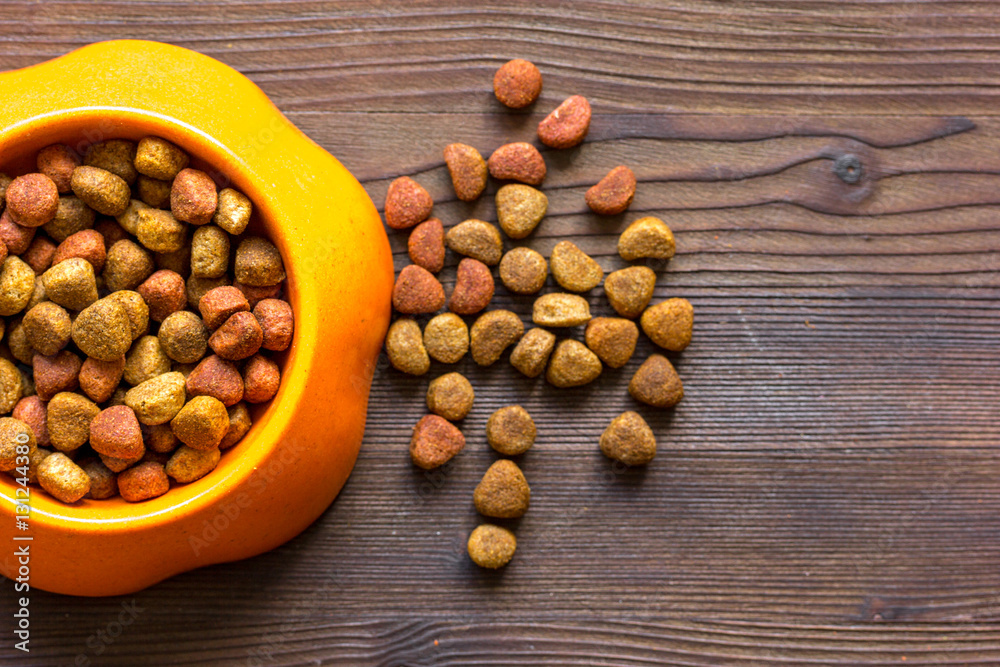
left=3, top=2, right=1000, bottom=665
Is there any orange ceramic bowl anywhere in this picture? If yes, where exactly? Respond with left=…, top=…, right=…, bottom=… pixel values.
left=0, top=41, right=393, bottom=596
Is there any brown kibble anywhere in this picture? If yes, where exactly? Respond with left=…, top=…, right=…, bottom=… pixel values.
left=208, top=311, right=264, bottom=361
left=493, top=58, right=542, bottom=109
left=159, top=310, right=209, bottom=363
left=474, top=459, right=530, bottom=518
left=213, top=188, right=252, bottom=235
left=41, top=257, right=98, bottom=311
left=220, top=403, right=252, bottom=449
left=135, top=136, right=189, bottom=180
left=52, top=229, right=106, bottom=273
left=22, top=302, right=72, bottom=356
left=422, top=312, right=468, bottom=364
left=124, top=371, right=186, bottom=425
left=117, top=461, right=169, bottom=502
left=94, top=219, right=129, bottom=248
left=495, top=184, right=547, bottom=240
left=198, top=285, right=250, bottom=329
left=470, top=309, right=524, bottom=366
left=137, top=175, right=172, bottom=209
left=0, top=209, right=34, bottom=255
left=449, top=258, right=494, bottom=315
left=37, top=145, right=80, bottom=193
left=604, top=266, right=656, bottom=318
left=443, top=143, right=488, bottom=202
left=72, top=297, right=132, bottom=361
left=384, top=176, right=433, bottom=230
left=487, top=143, right=546, bottom=185
left=409, top=414, right=465, bottom=470
left=392, top=264, right=445, bottom=314
left=186, top=355, right=244, bottom=406
left=234, top=236, right=285, bottom=287
left=78, top=356, right=125, bottom=403
left=104, top=239, right=154, bottom=291
left=144, top=423, right=179, bottom=454
left=243, top=354, right=280, bottom=404
left=89, top=405, right=144, bottom=459
left=629, top=354, right=684, bottom=408
left=640, top=298, right=694, bottom=352
left=171, top=168, right=218, bottom=225
left=585, top=317, right=639, bottom=369
left=586, top=165, right=636, bottom=215
left=104, top=290, right=150, bottom=340
left=166, top=445, right=221, bottom=483
left=43, top=196, right=95, bottom=242
left=190, top=225, right=230, bottom=278
left=618, top=216, right=676, bottom=261
left=385, top=318, right=430, bottom=375
left=100, top=451, right=142, bottom=473
left=187, top=276, right=230, bottom=310
left=499, top=247, right=548, bottom=295
left=32, top=351, right=81, bottom=401
left=6, top=173, right=59, bottom=227
left=137, top=269, right=186, bottom=322
left=407, top=217, right=445, bottom=273
left=37, top=452, right=90, bottom=503
left=546, top=339, right=602, bottom=388
left=550, top=240, right=602, bottom=292
left=233, top=281, right=278, bottom=309
left=0, top=417, right=34, bottom=471
left=84, top=140, right=138, bottom=185
left=0, top=358, right=23, bottom=413
left=155, top=241, right=191, bottom=276
left=116, top=199, right=149, bottom=235
left=71, top=166, right=131, bottom=217
left=600, top=411, right=656, bottom=466
left=7, top=320, right=35, bottom=365
left=13, top=396, right=49, bottom=447
left=253, top=299, right=293, bottom=352
left=467, top=524, right=517, bottom=569
left=124, top=335, right=171, bottom=386
left=0, top=173, right=9, bottom=209
left=426, top=372, right=474, bottom=421
left=509, top=327, right=556, bottom=378
left=532, top=292, right=591, bottom=327
left=81, top=459, right=118, bottom=499
left=445, top=219, right=503, bottom=266
left=538, top=95, right=592, bottom=149
left=486, top=405, right=536, bottom=455
left=0, top=256, right=36, bottom=316
left=26, top=276, right=46, bottom=311
left=171, top=395, right=230, bottom=450
left=136, top=208, right=187, bottom=255
left=47, top=391, right=100, bottom=452
left=22, top=236, right=57, bottom=274
left=107, top=387, right=128, bottom=407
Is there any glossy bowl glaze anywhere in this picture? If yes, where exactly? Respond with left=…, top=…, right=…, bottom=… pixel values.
left=0, top=41, right=393, bottom=596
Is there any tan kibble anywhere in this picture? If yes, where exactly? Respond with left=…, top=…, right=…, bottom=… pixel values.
left=253, top=299, right=293, bottom=352
left=26, top=276, right=46, bottom=311
left=117, top=461, right=169, bottom=502
left=81, top=459, right=118, bottom=499
left=70, top=166, right=130, bottom=217
left=37, top=452, right=90, bottom=503
left=585, top=317, right=639, bottom=369
left=443, top=143, right=488, bottom=202
left=426, top=372, right=474, bottom=421
left=186, top=355, right=244, bottom=406
left=499, top=247, right=548, bottom=295
left=220, top=403, right=252, bottom=449
left=640, top=298, right=694, bottom=352
left=78, top=356, right=125, bottom=403
left=600, top=411, right=656, bottom=466
left=165, top=445, right=221, bottom=483
left=629, top=354, right=684, bottom=408
left=0, top=256, right=36, bottom=316
left=604, top=266, right=656, bottom=319
left=550, top=241, right=603, bottom=292
left=242, top=354, right=280, bottom=404
left=386, top=318, right=429, bottom=375
left=470, top=310, right=524, bottom=366
left=486, top=405, right=536, bottom=455
left=474, top=459, right=530, bottom=518
left=445, top=220, right=503, bottom=266
left=136, top=208, right=186, bottom=253
left=37, top=144, right=81, bottom=194
left=33, top=351, right=82, bottom=401
left=171, top=168, right=218, bottom=226
left=135, top=137, right=189, bottom=180
left=467, top=524, right=517, bottom=569
left=158, top=311, right=209, bottom=364
left=47, top=391, right=100, bottom=452
left=43, top=196, right=95, bottom=242
left=41, top=257, right=98, bottom=311
left=235, top=236, right=285, bottom=287
left=546, top=339, right=602, bottom=388
left=171, top=396, right=230, bottom=450
left=84, top=140, right=138, bottom=185
left=495, top=184, right=547, bottom=239
left=509, top=327, right=556, bottom=378
left=187, top=276, right=230, bottom=310
left=22, top=302, right=72, bottom=356
left=144, top=423, right=179, bottom=454
left=409, top=414, right=465, bottom=470
left=104, top=290, right=150, bottom=340
left=155, top=242, right=192, bottom=276
left=125, top=371, right=187, bottom=425
left=7, top=320, right=34, bottom=365
left=0, top=417, right=34, bottom=471
left=72, top=297, right=132, bottom=361
left=116, top=198, right=150, bottom=235
left=213, top=188, right=252, bottom=235
left=137, top=175, right=172, bottom=209
left=190, top=225, right=230, bottom=278
left=124, top=336, right=172, bottom=386
left=618, top=216, right=676, bottom=261
left=104, top=239, right=154, bottom=291
left=423, top=313, right=468, bottom=364
left=532, top=293, right=591, bottom=328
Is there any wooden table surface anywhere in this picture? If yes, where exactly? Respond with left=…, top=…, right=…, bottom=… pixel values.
left=3, top=2, right=1000, bottom=665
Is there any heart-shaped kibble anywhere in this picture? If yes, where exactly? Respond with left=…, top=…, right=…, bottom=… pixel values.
left=392, top=264, right=446, bottom=314
left=410, top=414, right=465, bottom=470
left=384, top=175, right=433, bottom=230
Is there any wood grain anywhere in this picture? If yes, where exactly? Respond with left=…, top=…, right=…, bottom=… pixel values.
left=3, top=2, right=1000, bottom=665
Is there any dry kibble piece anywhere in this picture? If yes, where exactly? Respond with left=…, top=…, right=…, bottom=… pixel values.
left=94, top=219, right=130, bottom=247
left=0, top=417, right=34, bottom=471
left=37, top=452, right=90, bottom=503
left=409, top=414, right=465, bottom=470
left=104, top=290, right=150, bottom=340
left=72, top=297, right=132, bottom=361
left=52, top=229, right=106, bottom=272
left=443, top=143, right=488, bottom=202
left=81, top=459, right=118, bottom=499
left=0, top=209, right=33, bottom=255
left=89, top=405, right=144, bottom=459
left=171, top=168, right=218, bottom=225
left=629, top=354, right=684, bottom=408
left=487, top=143, right=546, bottom=185
left=253, top=299, right=293, bottom=352
left=117, top=461, right=169, bottom=502
left=46, top=391, right=100, bottom=452
left=640, top=298, right=694, bottom=352
left=384, top=176, right=433, bottom=230
left=43, top=196, right=95, bottom=242
left=537, top=95, right=592, bottom=149
left=134, top=136, right=189, bottom=180
left=467, top=524, right=517, bottom=569
left=107, top=387, right=128, bottom=407
left=486, top=405, right=536, bottom=455
left=0, top=173, right=9, bottom=208
left=474, top=459, right=530, bottom=519
left=586, top=165, right=636, bottom=215
left=26, top=276, right=46, bottom=311
left=445, top=219, right=503, bottom=266
left=495, top=184, right=547, bottom=240
left=220, top=403, right=252, bottom=449
left=493, top=58, right=542, bottom=108
left=187, top=276, right=230, bottom=310
left=100, top=451, right=142, bottom=473
left=604, top=266, right=656, bottom=318
left=546, top=339, right=602, bottom=388
left=208, top=311, right=264, bottom=361
left=171, top=395, right=230, bottom=450
left=7, top=320, right=35, bottom=364
left=449, top=258, right=494, bottom=315
left=159, top=310, right=209, bottom=363
left=499, top=247, right=548, bottom=295
left=618, top=216, right=676, bottom=261
left=600, top=411, right=656, bottom=466
left=0, top=358, right=23, bottom=413
left=509, top=327, right=556, bottom=378
left=22, top=236, right=57, bottom=275
left=385, top=318, right=430, bottom=375
left=155, top=242, right=192, bottom=276
left=6, top=173, right=60, bottom=227
left=585, top=317, right=639, bottom=369
left=78, top=356, right=125, bottom=403
left=84, top=140, right=138, bottom=185
left=123, top=336, right=172, bottom=386
left=137, top=269, right=186, bottom=322
left=137, top=175, right=172, bottom=209
left=242, top=354, right=280, bottom=403
left=198, top=285, right=250, bottom=329
left=145, top=423, right=179, bottom=454
left=13, top=396, right=49, bottom=447
left=0, top=256, right=36, bottom=316
left=71, top=166, right=131, bottom=217
left=234, top=237, right=285, bottom=287
left=426, top=372, right=474, bottom=421
left=165, top=445, right=221, bottom=483
left=186, top=355, right=244, bottom=406
left=116, top=198, right=150, bottom=235
left=407, top=217, right=445, bottom=273
left=470, top=310, right=524, bottom=366
left=22, top=302, right=72, bottom=356
left=41, top=257, right=98, bottom=311
left=532, top=292, right=591, bottom=327
left=37, top=145, right=80, bottom=193
left=136, top=208, right=186, bottom=253
left=234, top=281, right=279, bottom=309
left=212, top=188, right=252, bottom=235
left=550, top=240, right=603, bottom=292
left=104, top=239, right=154, bottom=291
left=32, top=351, right=81, bottom=401
left=392, top=264, right=445, bottom=315
left=124, top=371, right=187, bottom=425
left=190, top=225, right=230, bottom=278
left=422, top=313, right=468, bottom=364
